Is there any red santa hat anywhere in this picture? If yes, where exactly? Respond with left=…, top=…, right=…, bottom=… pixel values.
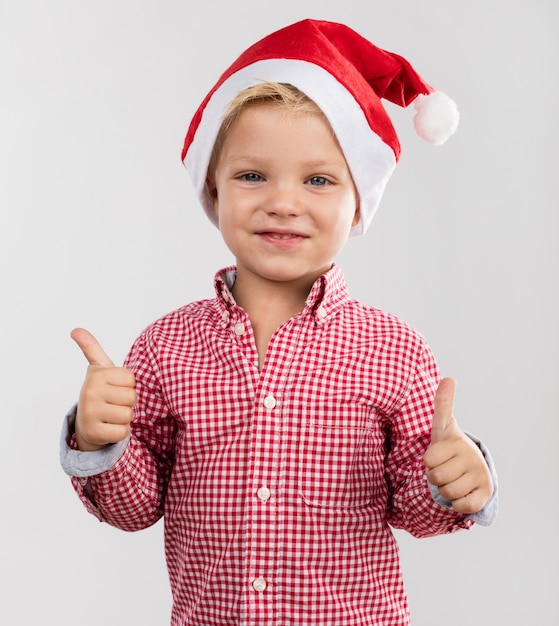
left=182, top=18, right=459, bottom=236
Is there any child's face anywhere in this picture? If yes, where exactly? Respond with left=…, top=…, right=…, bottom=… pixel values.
left=209, top=104, right=360, bottom=290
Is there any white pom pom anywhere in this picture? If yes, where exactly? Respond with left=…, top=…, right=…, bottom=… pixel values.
left=413, top=91, right=459, bottom=145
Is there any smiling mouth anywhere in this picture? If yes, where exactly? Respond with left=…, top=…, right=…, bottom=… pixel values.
left=258, top=231, right=307, bottom=240
left=268, top=232, right=299, bottom=239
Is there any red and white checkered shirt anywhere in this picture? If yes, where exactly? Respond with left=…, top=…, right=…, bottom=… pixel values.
left=70, top=265, right=473, bottom=625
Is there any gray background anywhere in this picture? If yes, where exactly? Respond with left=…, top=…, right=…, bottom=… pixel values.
left=1, top=0, right=557, bottom=624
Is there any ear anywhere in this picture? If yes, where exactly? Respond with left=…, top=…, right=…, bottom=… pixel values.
left=206, top=177, right=219, bottom=216
left=351, top=203, right=361, bottom=228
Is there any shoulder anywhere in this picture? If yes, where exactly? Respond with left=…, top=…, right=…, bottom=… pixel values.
left=344, top=299, right=428, bottom=349
left=129, top=298, right=220, bottom=355
left=153, top=298, right=218, bottom=327
left=340, top=300, right=438, bottom=386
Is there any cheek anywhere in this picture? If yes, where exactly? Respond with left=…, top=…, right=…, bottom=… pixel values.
left=213, top=199, right=242, bottom=240
left=211, top=186, right=229, bottom=222
left=217, top=189, right=254, bottom=225
left=337, top=196, right=360, bottom=232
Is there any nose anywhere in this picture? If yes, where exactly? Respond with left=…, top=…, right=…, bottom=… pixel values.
left=264, top=181, right=302, bottom=218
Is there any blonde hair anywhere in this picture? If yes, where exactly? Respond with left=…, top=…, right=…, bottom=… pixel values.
left=207, top=82, right=328, bottom=181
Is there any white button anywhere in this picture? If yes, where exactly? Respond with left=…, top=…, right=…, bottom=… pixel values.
left=257, top=486, right=271, bottom=502
left=221, top=311, right=229, bottom=322
left=316, top=306, right=327, bottom=319
left=263, top=395, right=277, bottom=409
left=252, top=577, right=267, bottom=593
left=234, top=323, right=245, bottom=336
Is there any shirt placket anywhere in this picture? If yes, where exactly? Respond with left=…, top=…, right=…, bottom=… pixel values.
left=242, top=317, right=305, bottom=626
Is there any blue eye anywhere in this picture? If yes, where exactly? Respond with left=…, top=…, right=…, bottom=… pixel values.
left=307, top=176, right=328, bottom=186
left=241, top=172, right=263, bottom=182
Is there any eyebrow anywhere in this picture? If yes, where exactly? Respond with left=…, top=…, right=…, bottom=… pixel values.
left=223, top=154, right=347, bottom=169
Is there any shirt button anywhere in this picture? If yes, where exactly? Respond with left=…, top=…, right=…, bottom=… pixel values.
left=221, top=311, right=229, bottom=322
left=252, top=577, right=267, bottom=593
left=234, top=322, right=245, bottom=336
left=257, top=486, right=271, bottom=502
left=263, top=395, right=277, bottom=409
left=316, top=306, right=327, bottom=320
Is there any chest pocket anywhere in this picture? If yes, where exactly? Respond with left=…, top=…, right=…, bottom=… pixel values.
left=298, top=405, right=386, bottom=509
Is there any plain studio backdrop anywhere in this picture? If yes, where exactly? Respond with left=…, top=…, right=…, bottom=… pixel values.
left=1, top=1, right=557, bottom=624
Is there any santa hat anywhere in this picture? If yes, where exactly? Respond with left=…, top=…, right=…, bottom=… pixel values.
left=182, top=19, right=459, bottom=236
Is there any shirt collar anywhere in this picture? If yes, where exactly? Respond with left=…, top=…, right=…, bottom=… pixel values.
left=214, top=266, right=238, bottom=311
left=304, top=264, right=350, bottom=323
left=213, top=264, right=350, bottom=323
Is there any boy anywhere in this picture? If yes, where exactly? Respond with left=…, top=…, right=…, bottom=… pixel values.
left=61, top=19, right=497, bottom=626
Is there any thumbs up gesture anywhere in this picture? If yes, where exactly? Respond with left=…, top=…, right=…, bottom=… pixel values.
left=71, top=328, right=137, bottom=452
left=423, top=378, right=493, bottom=515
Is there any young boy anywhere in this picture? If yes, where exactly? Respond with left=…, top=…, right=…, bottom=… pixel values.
left=61, top=19, right=497, bottom=626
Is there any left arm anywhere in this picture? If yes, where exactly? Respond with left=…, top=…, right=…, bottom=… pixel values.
left=384, top=345, right=496, bottom=537
left=423, top=377, right=496, bottom=519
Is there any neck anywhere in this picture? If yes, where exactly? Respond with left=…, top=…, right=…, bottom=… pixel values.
left=233, top=274, right=309, bottom=322
left=231, top=270, right=318, bottom=370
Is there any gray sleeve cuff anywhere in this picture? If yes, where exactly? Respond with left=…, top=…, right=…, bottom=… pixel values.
left=428, top=432, right=498, bottom=526
left=59, top=404, right=130, bottom=478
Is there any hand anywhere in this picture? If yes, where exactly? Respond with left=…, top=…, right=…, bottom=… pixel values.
left=71, top=328, right=137, bottom=452
left=423, top=378, right=493, bottom=515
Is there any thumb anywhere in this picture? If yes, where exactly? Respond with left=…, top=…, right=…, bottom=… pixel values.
left=71, top=327, right=115, bottom=367
left=430, top=377, right=457, bottom=443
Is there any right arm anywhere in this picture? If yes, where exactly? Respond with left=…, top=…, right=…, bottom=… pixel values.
left=61, top=328, right=176, bottom=531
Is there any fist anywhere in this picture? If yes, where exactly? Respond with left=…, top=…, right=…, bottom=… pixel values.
left=71, top=328, right=137, bottom=452
left=423, top=378, right=493, bottom=515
